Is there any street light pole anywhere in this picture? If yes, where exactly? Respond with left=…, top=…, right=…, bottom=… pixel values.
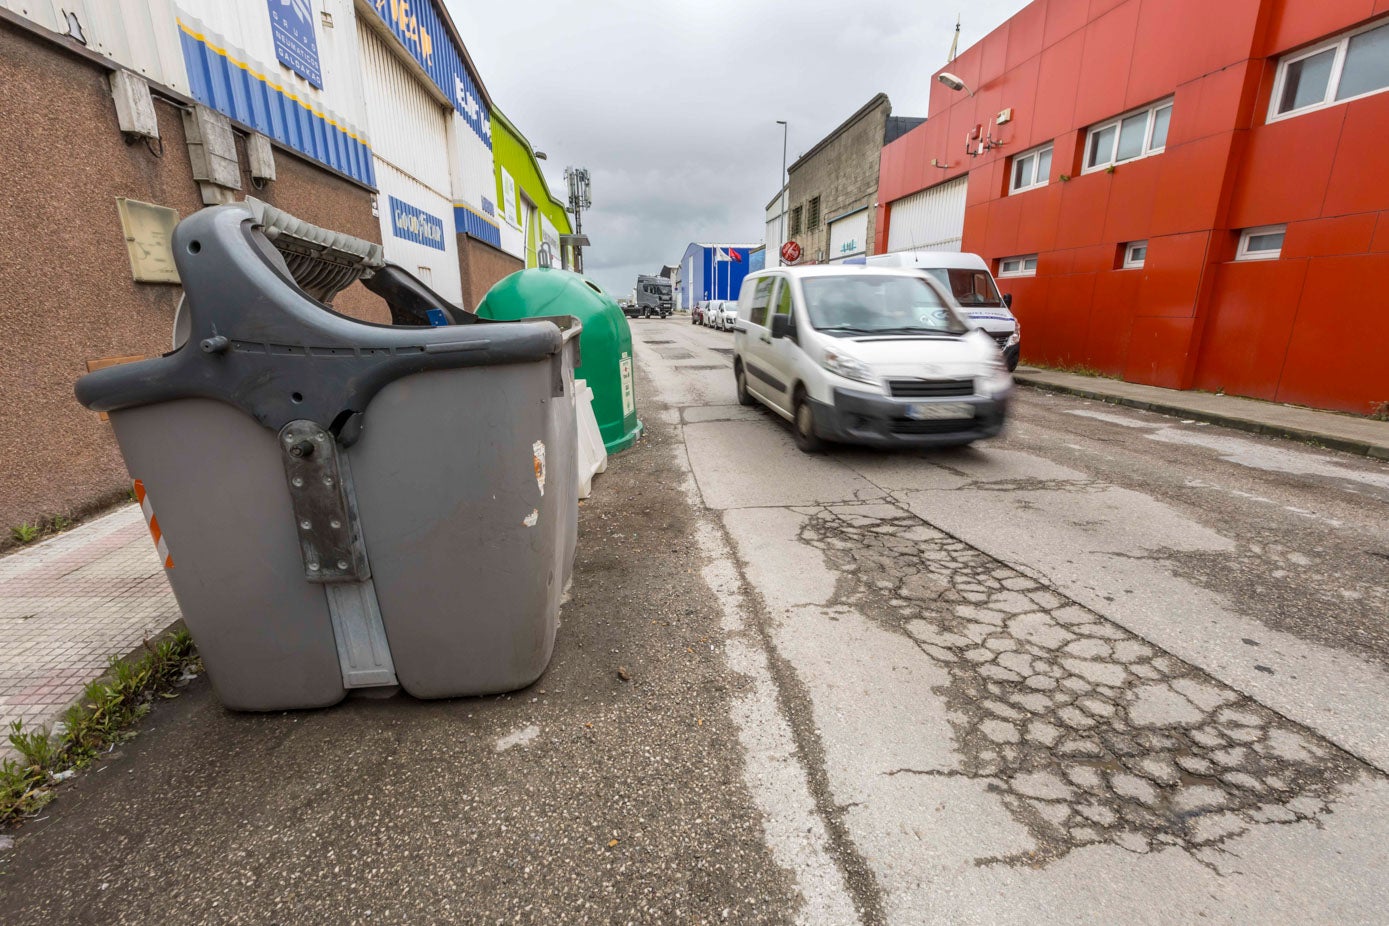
left=776, top=120, right=788, bottom=264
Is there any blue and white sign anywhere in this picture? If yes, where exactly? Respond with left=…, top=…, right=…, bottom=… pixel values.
left=368, top=0, right=491, bottom=146
left=389, top=196, right=446, bottom=251
left=267, top=0, right=322, bottom=89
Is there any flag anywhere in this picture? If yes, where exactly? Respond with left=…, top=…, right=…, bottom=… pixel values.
left=713, top=248, right=728, bottom=262
left=728, top=249, right=743, bottom=263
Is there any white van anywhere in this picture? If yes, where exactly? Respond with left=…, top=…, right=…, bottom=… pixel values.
left=864, top=251, right=1020, bottom=370
left=731, top=265, right=1012, bottom=452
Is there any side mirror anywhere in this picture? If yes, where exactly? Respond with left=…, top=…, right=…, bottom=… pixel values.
left=1002, top=292, right=1013, bottom=308
left=770, top=314, right=792, bottom=339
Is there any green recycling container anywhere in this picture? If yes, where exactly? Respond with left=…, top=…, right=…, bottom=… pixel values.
left=477, top=269, right=642, bottom=453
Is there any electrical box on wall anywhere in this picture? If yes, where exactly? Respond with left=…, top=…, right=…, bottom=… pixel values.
left=115, top=198, right=180, bottom=284
left=183, top=105, right=241, bottom=205
left=109, top=70, right=158, bottom=139
left=247, top=133, right=276, bottom=183
left=997, top=108, right=1013, bottom=125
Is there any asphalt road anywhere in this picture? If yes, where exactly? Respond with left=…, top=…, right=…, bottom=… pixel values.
left=632, top=316, right=1389, bottom=924
left=3, top=315, right=1387, bottom=924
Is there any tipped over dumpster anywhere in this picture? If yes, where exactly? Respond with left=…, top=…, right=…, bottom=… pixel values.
left=76, top=201, right=580, bottom=711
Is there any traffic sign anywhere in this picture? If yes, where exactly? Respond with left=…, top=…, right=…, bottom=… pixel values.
left=780, top=240, right=802, bottom=263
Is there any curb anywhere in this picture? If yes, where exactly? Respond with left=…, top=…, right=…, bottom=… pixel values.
left=1013, top=375, right=1389, bottom=462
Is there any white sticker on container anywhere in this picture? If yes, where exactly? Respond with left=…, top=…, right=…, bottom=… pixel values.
left=619, top=353, right=635, bottom=417
left=532, top=440, right=546, bottom=496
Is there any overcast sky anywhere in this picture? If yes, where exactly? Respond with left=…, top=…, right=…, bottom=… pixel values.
left=446, top=0, right=1026, bottom=297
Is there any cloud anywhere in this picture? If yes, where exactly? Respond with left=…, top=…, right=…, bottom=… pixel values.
left=445, top=0, right=1025, bottom=296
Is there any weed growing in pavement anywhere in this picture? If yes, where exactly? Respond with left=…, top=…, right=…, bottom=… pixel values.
left=9, top=523, right=40, bottom=544
left=1370, top=401, right=1389, bottom=422
left=1031, top=361, right=1106, bottom=379
left=0, top=630, right=199, bottom=826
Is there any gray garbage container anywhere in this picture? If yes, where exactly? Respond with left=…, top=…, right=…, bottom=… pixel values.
left=76, top=202, right=580, bottom=710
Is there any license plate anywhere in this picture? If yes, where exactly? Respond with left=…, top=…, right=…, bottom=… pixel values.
left=906, top=402, right=974, bottom=420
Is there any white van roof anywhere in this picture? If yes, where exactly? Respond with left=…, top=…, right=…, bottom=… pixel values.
left=864, top=251, right=991, bottom=272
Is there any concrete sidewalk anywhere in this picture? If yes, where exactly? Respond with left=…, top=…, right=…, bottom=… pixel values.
left=1013, top=366, right=1389, bottom=460
left=0, top=505, right=178, bottom=748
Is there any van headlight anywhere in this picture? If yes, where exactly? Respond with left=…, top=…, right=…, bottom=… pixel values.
left=1006, top=323, right=1021, bottom=348
left=821, top=349, right=875, bottom=385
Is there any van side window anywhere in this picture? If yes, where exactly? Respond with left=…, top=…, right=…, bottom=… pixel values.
left=773, top=279, right=793, bottom=316
left=749, top=277, right=774, bottom=326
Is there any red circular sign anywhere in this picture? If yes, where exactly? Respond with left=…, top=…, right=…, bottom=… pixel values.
left=780, top=240, right=802, bottom=263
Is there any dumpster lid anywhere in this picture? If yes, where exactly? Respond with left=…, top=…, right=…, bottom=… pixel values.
left=76, top=202, right=569, bottom=444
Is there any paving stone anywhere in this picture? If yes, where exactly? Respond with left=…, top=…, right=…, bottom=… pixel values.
left=1190, top=728, right=1226, bottom=748
left=1262, top=728, right=1318, bottom=763
left=1001, top=576, right=1038, bottom=591
left=1013, top=770, right=1074, bottom=801
left=1076, top=801, right=1117, bottom=826
left=1134, top=757, right=1180, bottom=786
left=1024, top=673, right=1057, bottom=691
left=905, top=621, right=972, bottom=649
left=981, top=719, right=1020, bottom=744
left=1110, top=772, right=1160, bottom=806
left=982, top=699, right=1026, bottom=721
left=1025, top=590, right=1064, bottom=610
left=1077, top=696, right=1116, bottom=719
left=1025, top=721, right=1063, bottom=747
left=1220, top=724, right=1264, bottom=745
left=1059, top=658, right=1128, bottom=687
left=1111, top=640, right=1155, bottom=663
left=996, top=652, right=1035, bottom=676
left=1008, top=613, right=1075, bottom=650
left=1063, top=638, right=1113, bottom=659
left=1220, top=771, right=1265, bottom=793
left=1128, top=663, right=1163, bottom=680
left=984, top=635, right=1019, bottom=653
left=1011, top=692, right=1053, bottom=714
left=1076, top=622, right=1129, bottom=640
left=964, top=647, right=996, bottom=664
left=1057, top=737, right=1104, bottom=758
left=979, top=664, right=1023, bottom=683
left=1051, top=605, right=1095, bottom=626
left=1171, top=677, right=1235, bottom=712
left=1065, top=766, right=1103, bottom=789
left=1176, top=755, right=1216, bottom=776
left=1128, top=682, right=1206, bottom=727
left=1114, top=832, right=1151, bottom=853
left=1057, top=706, right=1097, bottom=730
left=991, top=591, right=1038, bottom=614
left=1172, top=784, right=1227, bottom=813
left=1215, top=707, right=1262, bottom=727
left=1211, top=746, right=1249, bottom=768
left=1059, top=676, right=1091, bottom=694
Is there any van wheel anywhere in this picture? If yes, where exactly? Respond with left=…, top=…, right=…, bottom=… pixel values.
left=734, top=361, right=754, bottom=406
left=793, top=390, right=824, bottom=453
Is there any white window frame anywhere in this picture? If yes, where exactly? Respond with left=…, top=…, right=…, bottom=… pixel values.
left=1008, top=143, right=1054, bottom=194
left=1267, top=16, right=1389, bottom=123
left=1122, top=240, right=1148, bottom=269
left=1235, top=225, right=1286, bottom=262
left=998, top=254, right=1039, bottom=278
left=1082, top=98, right=1174, bottom=174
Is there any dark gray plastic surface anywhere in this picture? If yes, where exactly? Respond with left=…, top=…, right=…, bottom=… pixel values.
left=75, top=203, right=560, bottom=444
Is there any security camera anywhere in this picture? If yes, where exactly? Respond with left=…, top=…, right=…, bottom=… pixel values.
left=937, top=72, right=973, bottom=95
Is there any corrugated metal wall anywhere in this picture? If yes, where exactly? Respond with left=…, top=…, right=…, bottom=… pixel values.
left=2, top=0, right=185, bottom=89
left=357, top=21, right=451, bottom=199
left=886, top=177, right=968, bottom=253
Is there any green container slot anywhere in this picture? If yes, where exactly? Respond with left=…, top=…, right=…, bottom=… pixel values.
left=478, top=269, right=642, bottom=453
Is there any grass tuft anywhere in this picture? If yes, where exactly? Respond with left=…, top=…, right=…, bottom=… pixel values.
left=1, top=630, right=198, bottom=826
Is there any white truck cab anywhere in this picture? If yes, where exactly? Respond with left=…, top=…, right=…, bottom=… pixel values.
left=863, top=251, right=1020, bottom=370
left=731, top=265, right=1012, bottom=452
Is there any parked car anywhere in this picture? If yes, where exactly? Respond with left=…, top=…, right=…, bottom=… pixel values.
left=714, top=300, right=740, bottom=331
left=699, top=300, right=725, bottom=328
left=732, top=265, right=1011, bottom=452
left=864, top=251, right=1021, bottom=370
left=692, top=301, right=709, bottom=326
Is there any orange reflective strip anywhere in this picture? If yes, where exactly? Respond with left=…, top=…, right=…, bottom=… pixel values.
left=133, top=479, right=173, bottom=569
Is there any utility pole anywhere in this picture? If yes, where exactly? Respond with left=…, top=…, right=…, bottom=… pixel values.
left=776, top=120, right=788, bottom=264
left=564, top=166, right=591, bottom=274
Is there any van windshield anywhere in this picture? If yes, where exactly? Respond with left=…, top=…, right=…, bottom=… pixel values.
left=801, top=275, right=968, bottom=336
left=922, top=268, right=1006, bottom=308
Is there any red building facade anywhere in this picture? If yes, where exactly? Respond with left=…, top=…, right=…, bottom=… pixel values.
left=876, top=0, right=1389, bottom=414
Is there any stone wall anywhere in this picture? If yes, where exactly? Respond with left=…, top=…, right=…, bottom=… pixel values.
left=785, top=97, right=891, bottom=264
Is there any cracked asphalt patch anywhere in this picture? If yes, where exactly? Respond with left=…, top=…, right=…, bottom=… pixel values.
left=798, top=501, right=1366, bottom=869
